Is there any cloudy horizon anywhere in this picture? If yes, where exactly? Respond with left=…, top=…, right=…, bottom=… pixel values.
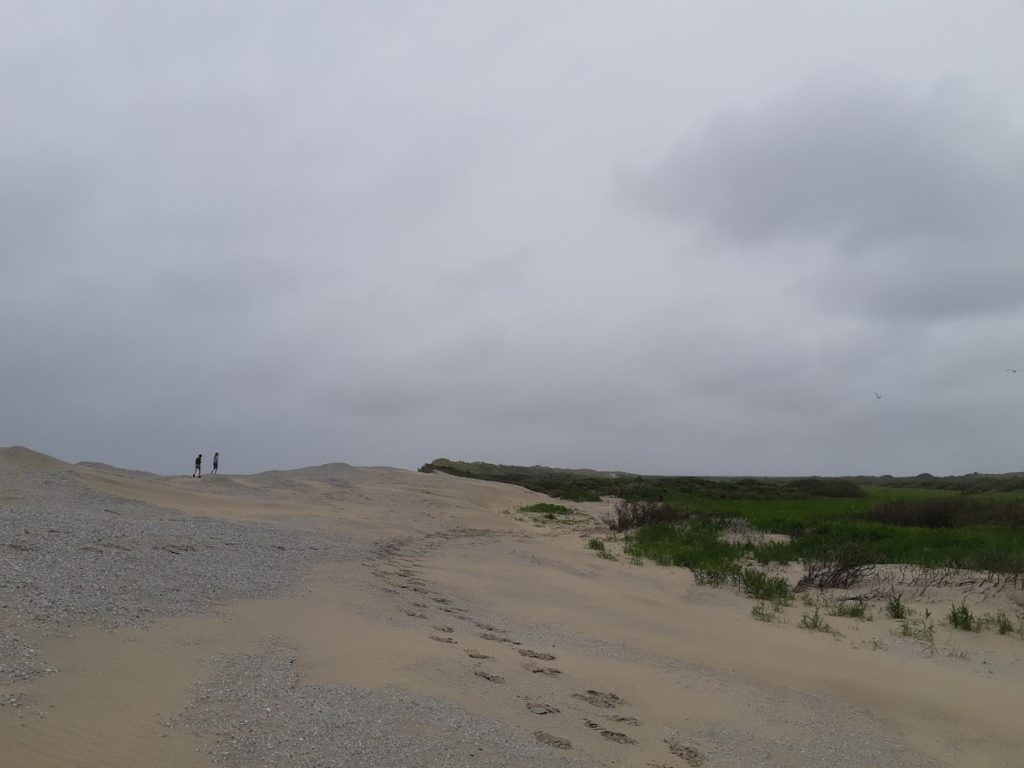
left=3, top=1, right=1023, bottom=477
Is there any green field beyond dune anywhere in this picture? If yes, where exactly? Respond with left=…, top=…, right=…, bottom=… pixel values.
left=420, top=459, right=1024, bottom=576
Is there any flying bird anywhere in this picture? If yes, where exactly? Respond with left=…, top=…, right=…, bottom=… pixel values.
left=1008, top=369, right=1019, bottom=373
left=873, top=392, right=883, bottom=399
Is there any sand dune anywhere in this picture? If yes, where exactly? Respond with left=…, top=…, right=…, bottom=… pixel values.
left=2, top=448, right=1022, bottom=767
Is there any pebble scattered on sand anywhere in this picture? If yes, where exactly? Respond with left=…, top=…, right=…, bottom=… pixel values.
left=178, top=643, right=586, bottom=768
left=0, top=458, right=366, bottom=683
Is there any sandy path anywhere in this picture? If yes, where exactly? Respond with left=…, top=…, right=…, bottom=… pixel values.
left=2, top=452, right=1022, bottom=767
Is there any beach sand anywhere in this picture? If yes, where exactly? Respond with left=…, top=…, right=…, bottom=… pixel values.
left=2, top=447, right=1022, bottom=767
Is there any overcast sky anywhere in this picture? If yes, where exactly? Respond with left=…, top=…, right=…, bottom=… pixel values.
left=3, top=1, right=1024, bottom=476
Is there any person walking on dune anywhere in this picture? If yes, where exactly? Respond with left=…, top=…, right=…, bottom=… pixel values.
left=212, top=452, right=219, bottom=475
left=193, top=453, right=202, bottom=478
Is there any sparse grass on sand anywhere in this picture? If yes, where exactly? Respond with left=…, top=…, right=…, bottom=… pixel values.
left=519, top=502, right=575, bottom=519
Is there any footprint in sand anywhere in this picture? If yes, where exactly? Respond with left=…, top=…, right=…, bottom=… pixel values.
left=463, top=649, right=491, bottom=659
left=665, top=739, right=706, bottom=767
left=432, top=597, right=451, bottom=604
left=572, top=690, right=623, bottom=709
left=526, top=702, right=560, bottom=715
left=585, top=719, right=637, bottom=745
left=478, top=632, right=520, bottom=645
left=527, top=666, right=562, bottom=676
left=473, top=621, right=504, bottom=632
left=411, top=601, right=427, bottom=608
left=473, top=669, right=505, bottom=683
left=607, top=715, right=641, bottom=726
left=431, top=624, right=454, bottom=633
left=404, top=610, right=427, bottom=619
left=428, top=635, right=457, bottom=644
left=518, top=649, right=556, bottom=661
left=533, top=731, right=572, bottom=750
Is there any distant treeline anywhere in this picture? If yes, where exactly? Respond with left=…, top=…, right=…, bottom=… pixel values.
left=421, top=459, right=1024, bottom=500
left=418, top=459, right=865, bottom=502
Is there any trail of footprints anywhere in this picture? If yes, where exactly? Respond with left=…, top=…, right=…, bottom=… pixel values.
left=366, top=536, right=707, bottom=765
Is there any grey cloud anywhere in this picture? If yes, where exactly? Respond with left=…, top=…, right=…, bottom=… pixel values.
left=4, top=3, right=1024, bottom=477
left=633, top=79, right=1024, bottom=250
left=630, top=78, right=1024, bottom=321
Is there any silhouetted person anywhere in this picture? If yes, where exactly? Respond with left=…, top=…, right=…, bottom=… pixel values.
left=212, top=452, right=219, bottom=475
left=193, top=453, right=202, bottom=478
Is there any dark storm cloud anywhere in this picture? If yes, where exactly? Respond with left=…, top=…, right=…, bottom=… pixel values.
left=632, top=79, right=1024, bottom=319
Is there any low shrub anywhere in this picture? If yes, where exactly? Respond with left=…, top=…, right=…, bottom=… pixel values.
left=799, top=542, right=875, bottom=590
left=609, top=500, right=689, bottom=532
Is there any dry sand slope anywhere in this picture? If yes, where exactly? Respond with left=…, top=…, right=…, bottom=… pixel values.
left=1, top=447, right=1022, bottom=767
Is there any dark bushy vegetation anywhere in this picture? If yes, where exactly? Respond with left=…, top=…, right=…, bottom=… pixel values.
left=868, top=472, right=1024, bottom=494
left=798, top=542, right=875, bottom=590
left=420, top=459, right=865, bottom=503
left=608, top=500, right=690, bottom=532
left=868, top=497, right=1024, bottom=528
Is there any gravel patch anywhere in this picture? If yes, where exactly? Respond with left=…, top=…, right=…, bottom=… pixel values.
left=177, top=642, right=588, bottom=768
left=0, top=459, right=368, bottom=682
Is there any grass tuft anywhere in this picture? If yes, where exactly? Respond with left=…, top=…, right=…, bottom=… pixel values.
left=886, top=592, right=908, bottom=620
left=799, top=607, right=835, bottom=634
left=898, top=609, right=935, bottom=647
left=751, top=602, right=778, bottom=622
left=947, top=600, right=977, bottom=631
left=734, top=568, right=793, bottom=604
left=990, top=610, right=1014, bottom=635
left=829, top=598, right=871, bottom=620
